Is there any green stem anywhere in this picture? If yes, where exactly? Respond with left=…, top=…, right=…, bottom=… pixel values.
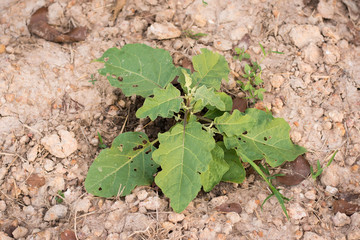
left=240, top=153, right=289, bottom=219
left=195, top=115, right=213, bottom=123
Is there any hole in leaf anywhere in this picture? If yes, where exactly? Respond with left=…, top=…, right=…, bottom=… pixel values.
left=133, top=145, right=143, bottom=151
left=238, top=138, right=242, bottom=141
left=242, top=131, right=248, bottom=135
left=118, top=76, right=123, bottom=81
left=98, top=187, right=102, bottom=191
left=138, top=135, right=143, bottom=138
left=243, top=141, right=246, bottom=143
left=133, top=84, right=138, bottom=87
left=128, top=157, right=131, bottom=159
left=142, top=140, right=147, bottom=144
left=131, top=161, right=134, bottom=163
left=150, top=164, right=154, bottom=167
left=145, top=149, right=152, bottom=154
left=133, top=168, right=137, bottom=171
left=111, top=74, right=117, bottom=79
left=104, top=57, right=109, bottom=62
left=234, top=147, right=238, bottom=150
left=264, top=137, right=267, bottom=141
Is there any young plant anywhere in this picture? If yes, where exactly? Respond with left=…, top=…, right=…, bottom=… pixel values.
left=84, top=44, right=306, bottom=217
left=310, top=150, right=338, bottom=179
left=235, top=44, right=283, bottom=102
left=183, top=29, right=208, bottom=40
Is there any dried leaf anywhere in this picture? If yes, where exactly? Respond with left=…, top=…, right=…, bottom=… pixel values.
left=216, top=202, right=242, bottom=213
left=60, top=230, right=77, bottom=240
left=231, top=97, right=247, bottom=113
left=28, top=7, right=87, bottom=43
left=276, top=155, right=310, bottom=186
left=26, top=174, right=46, bottom=188
left=333, top=199, right=360, bottom=216
left=111, top=0, right=127, bottom=22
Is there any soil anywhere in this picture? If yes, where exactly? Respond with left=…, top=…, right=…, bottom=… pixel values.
left=1, top=0, right=360, bottom=239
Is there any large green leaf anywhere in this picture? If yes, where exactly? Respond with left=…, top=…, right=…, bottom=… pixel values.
left=218, top=142, right=245, bottom=183
left=200, top=144, right=229, bottom=192
left=203, top=92, right=234, bottom=119
left=217, top=108, right=307, bottom=167
left=96, top=43, right=178, bottom=97
left=194, top=86, right=225, bottom=111
left=153, top=122, right=215, bottom=212
left=85, top=132, right=158, bottom=197
left=136, top=84, right=183, bottom=120
left=191, top=48, right=230, bottom=90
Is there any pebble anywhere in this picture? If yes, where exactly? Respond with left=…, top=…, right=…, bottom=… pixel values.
left=328, top=110, right=344, bottom=122
left=290, top=77, right=306, bottom=89
left=213, top=39, right=232, bottom=51
left=145, top=0, right=158, bottom=5
left=75, top=198, right=91, bottom=213
left=168, top=213, right=185, bottom=223
left=44, top=205, right=68, bottom=221
left=147, top=22, right=181, bottom=40
left=193, top=14, right=207, bottom=27
left=317, top=0, right=335, bottom=19
left=290, top=130, right=302, bottom=143
left=288, top=203, right=307, bottom=220
left=199, top=228, right=217, bottom=240
left=348, top=230, right=360, bottom=240
left=304, top=190, right=317, bottom=200
left=136, top=190, right=148, bottom=201
left=322, top=121, right=332, bottom=130
left=41, top=130, right=78, bottom=158
left=43, top=159, right=55, bottom=172
left=351, top=212, right=360, bottom=227
left=156, top=9, right=175, bottom=22
left=173, top=39, right=183, bottom=50
left=0, top=232, right=13, bottom=240
left=0, top=44, right=5, bottom=54
left=209, top=196, right=228, bottom=208
left=226, top=212, right=241, bottom=224
left=19, top=135, right=30, bottom=145
left=230, top=27, right=248, bottom=41
left=289, top=25, right=323, bottom=48
left=298, top=62, right=313, bottom=73
left=322, top=44, right=340, bottom=65
left=12, top=226, right=28, bottom=239
left=125, top=194, right=136, bottom=203
left=0, top=201, right=6, bottom=212
left=332, top=212, right=351, bottom=227
left=139, top=196, right=167, bottom=211
left=162, top=221, right=175, bottom=230
left=90, top=137, right=99, bottom=146
left=223, top=223, right=232, bottom=234
left=270, top=74, right=285, bottom=88
left=124, top=214, right=152, bottom=231
left=303, top=232, right=323, bottom=240
left=303, top=43, right=322, bottom=63
left=27, top=145, right=38, bottom=162
left=244, top=200, right=258, bottom=214
left=321, top=164, right=341, bottom=187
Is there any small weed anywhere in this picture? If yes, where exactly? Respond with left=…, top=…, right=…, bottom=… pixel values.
left=89, top=74, right=98, bottom=85
left=97, top=132, right=107, bottom=149
left=55, top=190, right=65, bottom=204
left=183, top=30, right=207, bottom=40
left=311, top=150, right=338, bottom=179
left=202, top=0, right=208, bottom=5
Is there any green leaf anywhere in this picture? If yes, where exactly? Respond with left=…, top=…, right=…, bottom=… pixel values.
left=136, top=84, right=183, bottom=120
left=259, top=43, right=266, bottom=56
left=96, top=43, right=178, bottom=97
left=194, top=86, right=225, bottom=111
left=201, top=144, right=229, bottom=192
left=85, top=132, right=158, bottom=197
left=192, top=48, right=230, bottom=90
left=244, top=64, right=251, bottom=75
left=220, top=108, right=307, bottom=167
left=153, top=122, right=215, bottom=212
left=218, top=142, right=245, bottom=183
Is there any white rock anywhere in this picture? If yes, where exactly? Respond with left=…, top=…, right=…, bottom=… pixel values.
left=289, top=25, right=323, bottom=48
left=226, top=212, right=241, bottom=224
left=0, top=200, right=6, bottom=211
left=147, top=22, right=181, bottom=40
left=168, top=213, right=185, bottom=223
left=125, top=194, right=136, bottom=203
left=290, top=77, right=306, bottom=89
left=48, top=176, right=65, bottom=191
left=136, top=190, right=148, bottom=201
left=173, top=39, right=183, bottom=50
left=298, top=62, right=314, bottom=73
left=12, top=226, right=28, bottom=239
left=124, top=214, right=152, bottom=231
left=290, top=130, right=302, bottom=143
left=332, top=212, right=351, bottom=227
left=223, top=223, right=232, bottom=234
left=44, top=205, right=68, bottom=221
left=303, top=232, right=323, bottom=240
left=41, top=130, right=78, bottom=158
left=193, top=14, right=207, bottom=27
left=270, top=74, right=285, bottom=88
left=27, top=145, right=38, bottom=162
left=213, top=39, right=233, bottom=51
left=19, top=135, right=30, bottom=145
left=0, top=232, right=13, bottom=240
left=48, top=3, right=64, bottom=25
left=230, top=27, right=248, bottom=41
left=317, top=0, right=335, bottom=19
left=322, top=44, right=340, bottom=65
left=199, top=228, right=217, bottom=240
left=304, top=190, right=317, bottom=200
left=139, top=196, right=167, bottom=211
left=288, top=203, right=307, bottom=220
left=328, top=110, right=344, bottom=122
left=43, top=159, right=55, bottom=172
left=145, top=0, right=157, bottom=5
left=348, top=230, right=360, bottom=240
left=321, top=164, right=341, bottom=187
left=351, top=212, right=360, bottom=227
left=244, top=200, right=258, bottom=214
left=75, top=198, right=91, bottom=213
left=303, top=43, right=322, bottom=63
left=155, top=9, right=175, bottom=22
left=209, top=196, right=228, bottom=208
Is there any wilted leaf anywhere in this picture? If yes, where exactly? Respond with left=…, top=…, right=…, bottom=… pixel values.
left=26, top=174, right=46, bottom=188
left=218, top=108, right=307, bottom=167
left=28, top=7, right=87, bottom=43
left=201, top=144, right=229, bottom=192
left=96, top=44, right=178, bottom=97
left=153, top=122, right=215, bottom=212
left=276, top=155, right=310, bottom=186
left=136, top=84, right=183, bottom=120
left=85, top=132, right=158, bottom=197
left=333, top=199, right=360, bottom=216
left=215, top=202, right=242, bottom=213
left=191, top=48, right=230, bottom=90
left=60, top=230, right=76, bottom=240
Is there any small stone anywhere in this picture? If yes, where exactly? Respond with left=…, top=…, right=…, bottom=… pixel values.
left=168, top=213, right=185, bottom=223
left=0, top=232, right=13, bottom=240
left=328, top=110, right=344, bottom=122
left=298, top=62, right=314, bottom=73
left=289, top=25, right=323, bottom=48
left=155, top=9, right=175, bottom=22
left=290, top=77, right=306, bottom=89
left=348, top=230, right=360, bottom=240
left=90, top=138, right=99, bottom=146
left=75, top=198, right=91, bottom=213
left=321, top=165, right=341, bottom=187
left=44, top=205, right=68, bottom=221
left=147, top=22, right=181, bottom=40
left=317, top=0, right=335, bottom=19
left=213, top=39, right=232, bottom=51
left=230, top=27, right=248, bottom=41
left=223, top=223, right=232, bottom=234
left=48, top=2, right=64, bottom=25
left=27, top=145, right=38, bottom=162
left=162, top=221, right=175, bottom=230
left=0, top=44, right=5, bottom=54
left=322, top=44, right=340, bottom=65
left=12, top=226, right=28, bottom=239
left=226, top=212, right=241, bottom=224
left=288, top=203, right=307, bottom=220
left=124, top=214, right=152, bottom=231
left=41, top=130, right=78, bottom=158
left=118, top=100, right=126, bottom=108
left=0, top=200, right=6, bottom=211
left=303, top=43, right=322, bottom=63
left=193, top=14, right=207, bottom=27
left=323, top=121, right=332, bottom=130
left=290, top=130, right=302, bottom=143
left=332, top=212, right=351, bottom=227
left=244, top=200, right=258, bottom=214
left=173, top=39, right=183, bottom=50
left=304, top=190, right=317, bottom=200
left=125, top=194, right=136, bottom=203
left=136, top=190, right=148, bottom=201
left=139, top=196, right=167, bottom=211
left=303, top=232, right=323, bottom=240
left=199, top=228, right=216, bottom=240
left=351, top=212, right=360, bottom=227
left=145, top=0, right=157, bottom=5
left=19, top=135, right=30, bottom=145
left=270, top=74, right=285, bottom=88
left=209, top=196, right=228, bottom=208
left=43, top=159, right=55, bottom=172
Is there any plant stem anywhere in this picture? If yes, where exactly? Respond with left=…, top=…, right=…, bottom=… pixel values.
left=195, top=115, right=213, bottom=123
